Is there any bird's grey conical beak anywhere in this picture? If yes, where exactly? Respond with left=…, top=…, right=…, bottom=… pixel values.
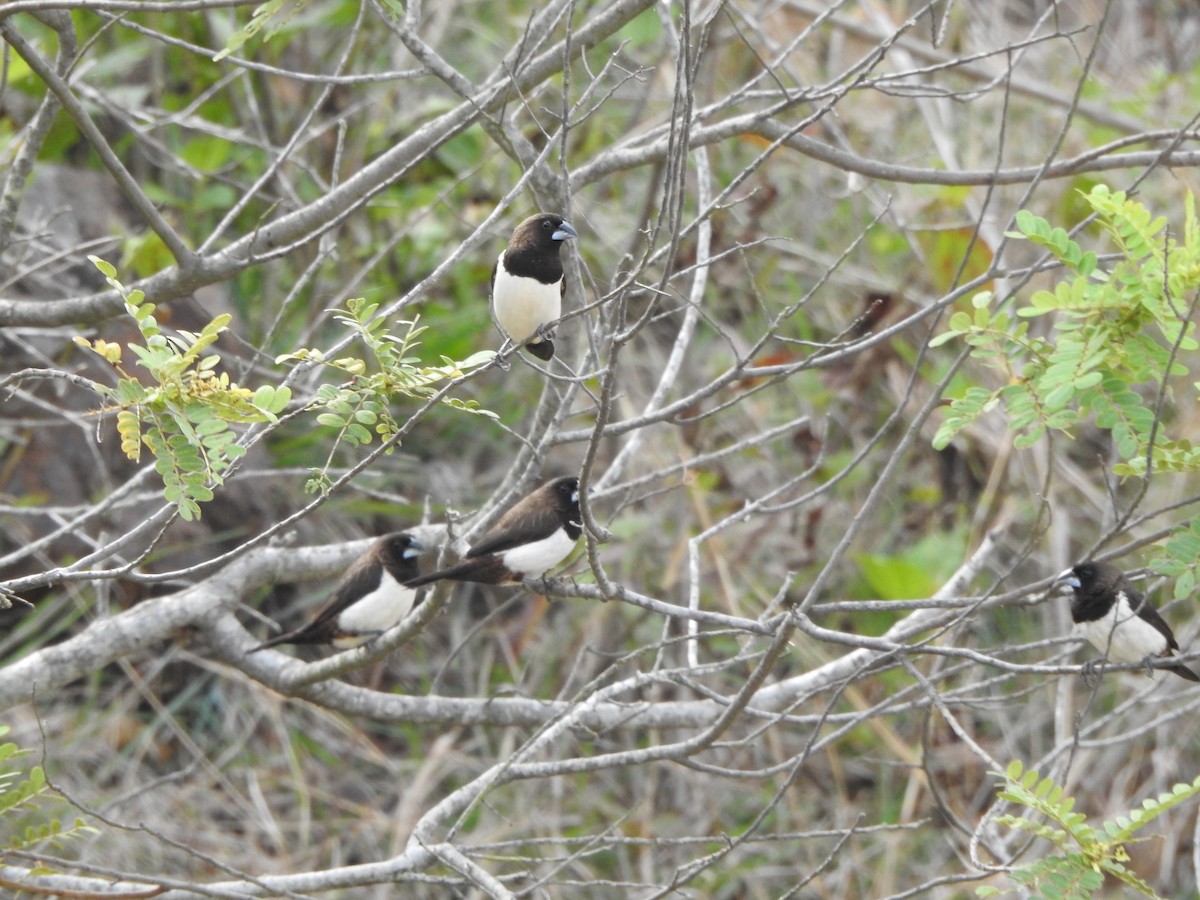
left=1055, top=568, right=1081, bottom=589
left=404, top=539, right=425, bottom=559
left=553, top=221, right=578, bottom=241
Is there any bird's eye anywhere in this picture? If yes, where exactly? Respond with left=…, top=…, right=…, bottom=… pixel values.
left=542, top=220, right=552, bottom=229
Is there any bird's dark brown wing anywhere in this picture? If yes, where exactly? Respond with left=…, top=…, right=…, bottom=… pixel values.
left=1128, top=589, right=1182, bottom=652
left=466, top=505, right=563, bottom=558
left=249, top=558, right=383, bottom=650
left=304, top=560, right=384, bottom=627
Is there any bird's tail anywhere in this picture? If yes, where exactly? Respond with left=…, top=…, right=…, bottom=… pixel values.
left=404, top=562, right=476, bottom=588
left=247, top=626, right=321, bottom=653
left=405, top=556, right=507, bottom=588
left=246, top=632, right=292, bottom=654
left=1168, top=659, right=1200, bottom=682
left=525, top=338, right=554, bottom=360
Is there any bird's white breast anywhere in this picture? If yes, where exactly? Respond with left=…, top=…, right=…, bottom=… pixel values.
left=1075, top=592, right=1170, bottom=664
left=334, top=572, right=417, bottom=647
left=500, top=527, right=577, bottom=579
left=492, top=252, right=561, bottom=344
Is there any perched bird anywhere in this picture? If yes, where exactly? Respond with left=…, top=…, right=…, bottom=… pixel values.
left=1057, top=561, right=1200, bottom=682
left=405, top=476, right=581, bottom=588
left=490, top=212, right=577, bottom=360
left=249, top=532, right=424, bottom=652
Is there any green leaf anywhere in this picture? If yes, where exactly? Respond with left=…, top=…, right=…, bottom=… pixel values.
left=253, top=384, right=291, bottom=413
left=194, top=417, right=228, bottom=437
left=185, top=483, right=215, bottom=502
left=345, top=423, right=372, bottom=445
left=928, top=330, right=961, bottom=349
left=213, top=0, right=307, bottom=62
left=1014, top=209, right=1043, bottom=237
left=89, top=255, right=117, bottom=278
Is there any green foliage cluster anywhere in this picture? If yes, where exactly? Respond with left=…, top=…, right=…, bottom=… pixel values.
left=76, top=262, right=498, bottom=513
left=0, top=725, right=95, bottom=857
left=1155, top=517, right=1200, bottom=598
left=212, top=0, right=311, bottom=62
left=276, top=298, right=496, bottom=494
left=933, top=185, right=1200, bottom=477
left=980, top=760, right=1200, bottom=899
left=74, top=258, right=291, bottom=521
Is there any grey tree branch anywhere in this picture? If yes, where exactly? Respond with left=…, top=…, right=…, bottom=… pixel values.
left=0, top=0, right=655, bottom=327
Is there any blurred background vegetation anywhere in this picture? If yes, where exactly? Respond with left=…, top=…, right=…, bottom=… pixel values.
left=4, top=0, right=1200, bottom=896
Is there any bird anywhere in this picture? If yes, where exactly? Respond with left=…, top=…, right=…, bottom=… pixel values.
left=490, top=212, right=577, bottom=360
left=248, top=532, right=424, bottom=652
left=1056, top=561, right=1199, bottom=682
left=405, top=476, right=582, bottom=588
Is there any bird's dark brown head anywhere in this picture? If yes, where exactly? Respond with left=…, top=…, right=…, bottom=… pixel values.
left=511, top=213, right=577, bottom=254
left=545, top=475, right=582, bottom=541
left=376, top=532, right=424, bottom=576
left=1056, top=562, right=1136, bottom=620
left=1056, top=560, right=1136, bottom=624
left=1061, top=561, right=1125, bottom=595
left=545, top=475, right=580, bottom=515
